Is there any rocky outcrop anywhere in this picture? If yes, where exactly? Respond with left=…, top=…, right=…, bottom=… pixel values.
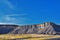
left=10, top=22, right=56, bottom=34
left=0, top=25, right=18, bottom=34
left=0, top=22, right=60, bottom=35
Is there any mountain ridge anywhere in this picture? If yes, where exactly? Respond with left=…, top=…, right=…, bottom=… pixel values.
left=0, top=22, right=60, bottom=35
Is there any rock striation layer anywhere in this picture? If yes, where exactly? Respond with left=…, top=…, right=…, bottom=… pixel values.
left=0, top=22, right=60, bottom=35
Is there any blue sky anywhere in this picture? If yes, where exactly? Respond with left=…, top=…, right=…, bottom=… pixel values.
left=0, top=0, right=60, bottom=25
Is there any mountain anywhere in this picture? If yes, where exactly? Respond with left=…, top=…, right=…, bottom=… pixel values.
left=0, top=25, right=18, bottom=34
left=0, top=22, right=60, bottom=35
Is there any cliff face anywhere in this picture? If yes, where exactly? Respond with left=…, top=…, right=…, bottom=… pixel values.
left=10, top=22, right=56, bottom=34
left=0, top=22, right=60, bottom=35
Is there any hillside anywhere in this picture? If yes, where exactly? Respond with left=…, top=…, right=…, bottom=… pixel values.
left=0, top=22, right=60, bottom=35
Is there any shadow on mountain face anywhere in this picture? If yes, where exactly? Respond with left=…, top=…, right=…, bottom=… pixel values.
left=47, top=38, right=60, bottom=40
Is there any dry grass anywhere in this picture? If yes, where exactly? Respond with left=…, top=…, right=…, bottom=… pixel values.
left=0, top=34, right=60, bottom=40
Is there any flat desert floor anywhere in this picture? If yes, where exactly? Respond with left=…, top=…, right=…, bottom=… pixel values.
left=0, top=34, right=60, bottom=40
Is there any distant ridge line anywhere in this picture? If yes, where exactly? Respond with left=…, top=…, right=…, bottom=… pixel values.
left=0, top=22, right=60, bottom=35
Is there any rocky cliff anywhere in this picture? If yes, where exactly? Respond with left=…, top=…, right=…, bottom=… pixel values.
left=0, top=22, right=60, bottom=35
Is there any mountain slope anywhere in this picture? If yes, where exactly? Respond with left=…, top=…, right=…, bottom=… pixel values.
left=0, top=22, right=60, bottom=35
left=10, top=22, right=56, bottom=34
left=0, top=25, right=18, bottom=34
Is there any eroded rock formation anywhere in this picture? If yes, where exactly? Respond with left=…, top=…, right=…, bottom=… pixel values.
left=0, top=22, right=60, bottom=35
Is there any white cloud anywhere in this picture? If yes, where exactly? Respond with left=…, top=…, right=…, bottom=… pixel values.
left=3, top=0, right=15, bottom=9
left=3, top=14, right=28, bottom=22
left=4, top=15, right=17, bottom=21
left=6, top=13, right=27, bottom=17
left=1, top=13, right=31, bottom=25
